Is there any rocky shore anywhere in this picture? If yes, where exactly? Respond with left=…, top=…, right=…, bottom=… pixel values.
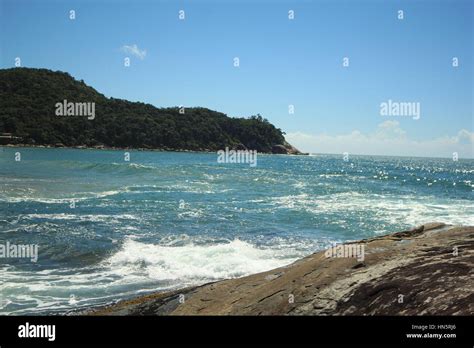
left=1, top=142, right=307, bottom=155
left=87, top=223, right=473, bottom=315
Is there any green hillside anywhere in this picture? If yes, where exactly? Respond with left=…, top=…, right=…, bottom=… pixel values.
left=0, top=68, right=301, bottom=153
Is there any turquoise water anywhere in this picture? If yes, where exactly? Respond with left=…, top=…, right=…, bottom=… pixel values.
left=0, top=147, right=473, bottom=314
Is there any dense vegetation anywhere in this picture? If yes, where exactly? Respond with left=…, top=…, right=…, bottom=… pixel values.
left=0, top=68, right=288, bottom=152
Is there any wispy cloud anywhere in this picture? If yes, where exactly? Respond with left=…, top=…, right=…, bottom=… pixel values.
left=286, top=121, right=474, bottom=159
left=121, top=44, right=146, bottom=60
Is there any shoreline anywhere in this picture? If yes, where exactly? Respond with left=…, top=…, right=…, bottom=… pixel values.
left=0, top=144, right=308, bottom=156
left=84, top=222, right=474, bottom=316
left=3, top=144, right=473, bottom=160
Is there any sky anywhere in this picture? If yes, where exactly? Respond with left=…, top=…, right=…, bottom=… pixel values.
left=0, top=0, right=473, bottom=158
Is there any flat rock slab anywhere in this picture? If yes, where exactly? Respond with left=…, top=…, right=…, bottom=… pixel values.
left=87, top=223, right=473, bottom=315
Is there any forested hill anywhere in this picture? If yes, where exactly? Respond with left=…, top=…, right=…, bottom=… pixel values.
left=0, top=68, right=303, bottom=154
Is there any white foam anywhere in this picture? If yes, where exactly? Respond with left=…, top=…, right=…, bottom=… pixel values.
left=21, top=213, right=139, bottom=222
left=0, top=189, right=126, bottom=204
left=271, top=192, right=474, bottom=227
left=0, top=237, right=308, bottom=314
left=103, top=238, right=300, bottom=282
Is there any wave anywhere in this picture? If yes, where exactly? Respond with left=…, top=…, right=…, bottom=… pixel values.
left=0, top=189, right=127, bottom=203
left=19, top=213, right=139, bottom=222
left=0, top=184, right=215, bottom=203
left=55, top=161, right=160, bottom=173
left=102, top=238, right=301, bottom=282
left=0, top=237, right=308, bottom=315
left=271, top=192, right=474, bottom=228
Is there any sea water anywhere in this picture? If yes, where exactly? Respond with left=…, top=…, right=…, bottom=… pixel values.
left=0, top=147, right=472, bottom=314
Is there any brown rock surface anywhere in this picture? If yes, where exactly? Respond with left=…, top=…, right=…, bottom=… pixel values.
left=87, top=223, right=473, bottom=315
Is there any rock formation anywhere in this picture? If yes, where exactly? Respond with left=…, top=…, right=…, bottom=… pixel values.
left=87, top=223, right=473, bottom=316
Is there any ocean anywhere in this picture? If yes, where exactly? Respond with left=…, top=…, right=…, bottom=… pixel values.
left=0, top=147, right=472, bottom=314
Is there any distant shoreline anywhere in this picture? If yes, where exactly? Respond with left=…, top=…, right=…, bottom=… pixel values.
left=1, top=143, right=219, bottom=153
left=0, top=143, right=309, bottom=155
left=3, top=144, right=474, bottom=160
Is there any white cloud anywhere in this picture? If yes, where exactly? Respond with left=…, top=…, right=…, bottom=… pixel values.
left=121, top=44, right=146, bottom=60
left=286, top=121, right=474, bottom=158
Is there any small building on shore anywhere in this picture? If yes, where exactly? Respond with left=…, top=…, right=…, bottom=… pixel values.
left=0, top=133, right=23, bottom=145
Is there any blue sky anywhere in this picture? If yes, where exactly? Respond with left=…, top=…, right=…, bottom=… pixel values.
left=1, top=0, right=472, bottom=157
